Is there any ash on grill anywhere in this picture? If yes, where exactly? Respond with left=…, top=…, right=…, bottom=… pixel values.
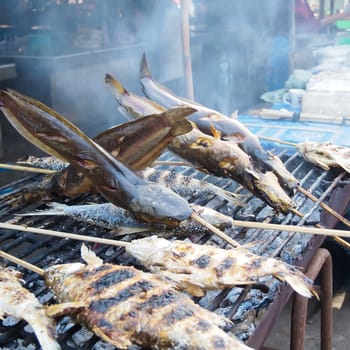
left=0, top=147, right=349, bottom=349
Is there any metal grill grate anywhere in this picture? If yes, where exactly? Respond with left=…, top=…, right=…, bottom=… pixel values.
left=0, top=145, right=349, bottom=349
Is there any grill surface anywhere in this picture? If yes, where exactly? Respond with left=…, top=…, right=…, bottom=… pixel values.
left=0, top=141, right=349, bottom=349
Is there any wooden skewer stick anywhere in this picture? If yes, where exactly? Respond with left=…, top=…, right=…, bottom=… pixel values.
left=0, top=250, right=44, bottom=275
left=258, top=136, right=350, bottom=248
left=190, top=212, right=241, bottom=247
left=3, top=217, right=350, bottom=245
left=0, top=163, right=56, bottom=174
left=0, top=222, right=130, bottom=248
left=258, top=135, right=298, bottom=147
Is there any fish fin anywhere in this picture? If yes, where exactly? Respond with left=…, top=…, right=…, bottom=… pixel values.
left=140, top=53, right=152, bottom=79
left=17, top=202, right=68, bottom=217
left=230, top=110, right=238, bottom=118
left=274, top=273, right=315, bottom=298
left=162, top=107, right=196, bottom=136
left=159, top=271, right=206, bottom=297
left=81, top=244, right=103, bottom=266
left=92, top=326, right=132, bottom=349
left=215, top=188, right=246, bottom=207
left=209, top=123, right=222, bottom=139
left=105, top=73, right=130, bottom=96
left=246, top=167, right=261, bottom=180
left=184, top=285, right=206, bottom=297
left=46, top=301, right=88, bottom=317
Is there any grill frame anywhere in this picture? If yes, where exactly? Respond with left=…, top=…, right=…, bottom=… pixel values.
left=0, top=145, right=349, bottom=349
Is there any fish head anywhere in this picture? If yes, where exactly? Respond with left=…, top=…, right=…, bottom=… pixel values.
left=128, top=183, right=193, bottom=226
left=44, top=262, right=85, bottom=292
left=126, top=236, right=171, bottom=263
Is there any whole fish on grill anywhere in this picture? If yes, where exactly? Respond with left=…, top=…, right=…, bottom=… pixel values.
left=139, top=53, right=299, bottom=192
left=0, top=89, right=192, bottom=226
left=106, top=73, right=294, bottom=213
left=169, top=127, right=294, bottom=213
left=0, top=266, right=61, bottom=350
left=11, top=156, right=244, bottom=207
left=125, top=236, right=315, bottom=298
left=296, top=141, right=350, bottom=173
left=44, top=245, right=252, bottom=350
left=19, top=202, right=236, bottom=237
left=4, top=89, right=195, bottom=204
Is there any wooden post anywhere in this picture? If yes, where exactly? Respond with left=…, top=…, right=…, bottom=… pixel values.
left=181, top=0, right=194, bottom=100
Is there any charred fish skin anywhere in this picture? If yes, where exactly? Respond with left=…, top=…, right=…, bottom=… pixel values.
left=0, top=90, right=192, bottom=225
left=20, top=202, right=143, bottom=230
left=0, top=266, right=61, bottom=350
left=126, top=236, right=315, bottom=299
left=169, top=129, right=293, bottom=213
left=106, top=73, right=294, bottom=213
left=297, top=141, right=350, bottom=173
left=44, top=262, right=252, bottom=350
left=139, top=53, right=299, bottom=191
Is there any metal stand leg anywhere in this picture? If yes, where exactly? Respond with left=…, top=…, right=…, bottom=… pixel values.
left=290, top=248, right=333, bottom=350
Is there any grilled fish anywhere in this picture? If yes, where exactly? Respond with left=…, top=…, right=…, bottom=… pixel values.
left=0, top=89, right=192, bottom=226
left=7, top=94, right=195, bottom=205
left=297, top=141, right=350, bottom=173
left=19, top=202, right=236, bottom=236
left=106, top=74, right=294, bottom=213
left=17, top=155, right=68, bottom=171
left=0, top=266, right=61, bottom=350
left=140, top=167, right=245, bottom=207
left=44, top=245, right=252, bottom=350
left=139, top=53, right=299, bottom=191
left=125, top=236, right=315, bottom=298
left=12, top=156, right=244, bottom=207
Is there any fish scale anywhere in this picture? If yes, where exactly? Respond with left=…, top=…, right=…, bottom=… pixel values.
left=44, top=248, right=253, bottom=350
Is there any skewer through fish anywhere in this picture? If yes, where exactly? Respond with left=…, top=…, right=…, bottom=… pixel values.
left=106, top=73, right=294, bottom=213
left=3, top=90, right=195, bottom=204
left=125, top=236, right=315, bottom=298
left=0, top=222, right=316, bottom=299
left=0, top=89, right=193, bottom=226
left=259, top=136, right=350, bottom=173
left=8, top=156, right=245, bottom=207
left=297, top=142, right=350, bottom=173
left=4, top=246, right=252, bottom=350
left=0, top=266, right=61, bottom=350
left=139, top=53, right=299, bottom=191
left=18, top=202, right=237, bottom=237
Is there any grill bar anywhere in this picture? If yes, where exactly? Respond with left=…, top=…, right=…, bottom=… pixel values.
left=0, top=146, right=349, bottom=349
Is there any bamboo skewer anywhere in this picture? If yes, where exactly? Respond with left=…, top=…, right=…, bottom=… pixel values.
left=259, top=135, right=350, bottom=249
left=1, top=150, right=349, bottom=248
left=3, top=218, right=350, bottom=244
left=0, top=163, right=56, bottom=174
left=190, top=212, right=240, bottom=247
left=0, top=249, right=44, bottom=275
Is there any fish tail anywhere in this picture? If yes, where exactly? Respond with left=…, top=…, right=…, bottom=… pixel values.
left=273, top=271, right=316, bottom=298
left=25, top=317, right=61, bottom=350
left=215, top=187, right=246, bottom=207
left=81, top=244, right=103, bottom=265
left=140, top=53, right=152, bottom=79
left=18, top=202, right=68, bottom=217
left=162, top=107, right=195, bottom=136
left=105, top=73, right=129, bottom=96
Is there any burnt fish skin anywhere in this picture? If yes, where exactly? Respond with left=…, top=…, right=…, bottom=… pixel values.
left=0, top=266, right=61, bottom=350
left=139, top=53, right=299, bottom=192
left=8, top=88, right=195, bottom=202
left=44, top=246, right=253, bottom=350
left=105, top=73, right=294, bottom=213
left=0, top=90, right=192, bottom=226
